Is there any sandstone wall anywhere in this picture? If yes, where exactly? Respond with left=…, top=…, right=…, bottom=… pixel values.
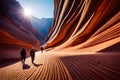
left=45, top=0, right=120, bottom=52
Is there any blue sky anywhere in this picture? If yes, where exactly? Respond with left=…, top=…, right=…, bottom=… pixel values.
left=17, top=0, right=54, bottom=18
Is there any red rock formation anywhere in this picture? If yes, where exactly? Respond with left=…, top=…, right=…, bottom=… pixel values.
left=45, top=0, right=120, bottom=52
left=0, top=1, right=120, bottom=80
left=0, top=0, right=44, bottom=59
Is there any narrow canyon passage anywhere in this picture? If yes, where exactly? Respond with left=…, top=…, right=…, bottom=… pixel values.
left=0, top=0, right=120, bottom=80
left=0, top=52, right=120, bottom=80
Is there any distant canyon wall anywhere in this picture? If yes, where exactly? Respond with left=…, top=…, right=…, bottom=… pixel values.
left=0, top=0, right=44, bottom=59
left=45, top=0, right=120, bottom=52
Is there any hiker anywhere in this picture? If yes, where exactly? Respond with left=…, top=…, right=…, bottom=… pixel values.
left=20, top=48, right=26, bottom=64
left=30, top=47, right=35, bottom=64
left=40, top=47, right=44, bottom=53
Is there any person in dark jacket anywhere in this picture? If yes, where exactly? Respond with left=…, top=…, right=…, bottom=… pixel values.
left=30, top=47, right=35, bottom=64
left=40, top=47, right=44, bottom=53
left=20, top=48, right=26, bottom=64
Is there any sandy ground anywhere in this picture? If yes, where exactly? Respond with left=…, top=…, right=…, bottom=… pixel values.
left=0, top=51, right=120, bottom=80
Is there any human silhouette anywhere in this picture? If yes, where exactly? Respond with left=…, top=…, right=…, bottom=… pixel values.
left=20, top=48, right=26, bottom=64
left=40, top=47, right=44, bottom=53
left=30, top=47, right=35, bottom=64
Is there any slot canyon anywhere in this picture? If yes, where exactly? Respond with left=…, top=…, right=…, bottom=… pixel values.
left=0, top=0, right=120, bottom=80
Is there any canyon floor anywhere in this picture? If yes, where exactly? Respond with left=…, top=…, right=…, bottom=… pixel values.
left=0, top=51, right=120, bottom=80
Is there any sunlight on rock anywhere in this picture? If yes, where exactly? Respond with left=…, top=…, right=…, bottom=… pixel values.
left=0, top=0, right=120, bottom=80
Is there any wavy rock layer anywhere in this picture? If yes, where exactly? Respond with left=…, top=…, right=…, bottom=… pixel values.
left=0, top=0, right=44, bottom=59
left=1, top=52, right=120, bottom=80
left=45, top=0, right=120, bottom=52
